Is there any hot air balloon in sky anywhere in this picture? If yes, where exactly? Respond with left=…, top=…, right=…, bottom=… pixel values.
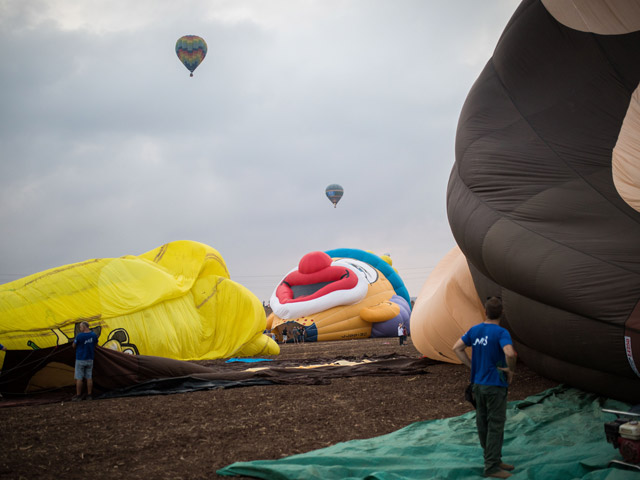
left=175, top=35, right=207, bottom=77
left=325, top=184, right=344, bottom=208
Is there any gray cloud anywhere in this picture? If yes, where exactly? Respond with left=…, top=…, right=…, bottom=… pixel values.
left=0, top=0, right=519, bottom=299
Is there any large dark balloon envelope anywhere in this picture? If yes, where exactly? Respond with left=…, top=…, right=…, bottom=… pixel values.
left=447, top=0, right=640, bottom=402
left=175, top=35, right=207, bottom=77
left=325, top=184, right=344, bottom=208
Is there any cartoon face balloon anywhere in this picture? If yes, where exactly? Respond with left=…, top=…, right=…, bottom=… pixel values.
left=268, top=250, right=411, bottom=342
left=413, top=0, right=640, bottom=403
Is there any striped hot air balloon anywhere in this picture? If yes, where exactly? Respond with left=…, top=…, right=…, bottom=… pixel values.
left=325, top=184, right=344, bottom=208
left=175, top=35, right=207, bottom=77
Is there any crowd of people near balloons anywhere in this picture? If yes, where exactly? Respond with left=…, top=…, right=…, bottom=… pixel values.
left=267, top=325, right=308, bottom=344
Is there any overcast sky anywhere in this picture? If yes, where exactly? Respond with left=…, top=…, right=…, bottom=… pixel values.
left=0, top=0, right=519, bottom=301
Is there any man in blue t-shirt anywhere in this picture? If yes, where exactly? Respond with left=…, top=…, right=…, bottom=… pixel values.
left=72, top=321, right=99, bottom=401
left=453, top=297, right=517, bottom=479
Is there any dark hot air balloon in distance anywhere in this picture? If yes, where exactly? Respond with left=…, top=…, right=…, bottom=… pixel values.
left=175, top=35, right=207, bottom=77
left=325, top=184, right=344, bottom=208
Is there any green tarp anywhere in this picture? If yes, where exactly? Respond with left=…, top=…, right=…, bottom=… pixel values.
left=218, top=386, right=638, bottom=479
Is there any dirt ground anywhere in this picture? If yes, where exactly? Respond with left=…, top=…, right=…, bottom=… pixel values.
left=0, top=337, right=559, bottom=480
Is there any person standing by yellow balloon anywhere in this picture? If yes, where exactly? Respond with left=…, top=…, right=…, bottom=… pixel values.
left=72, top=321, right=100, bottom=401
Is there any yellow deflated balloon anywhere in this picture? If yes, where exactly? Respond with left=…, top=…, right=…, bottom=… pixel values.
left=0, top=240, right=279, bottom=360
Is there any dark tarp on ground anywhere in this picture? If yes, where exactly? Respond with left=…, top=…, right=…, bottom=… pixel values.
left=0, top=346, right=436, bottom=405
left=0, top=345, right=216, bottom=395
left=101, top=355, right=436, bottom=399
left=218, top=386, right=637, bottom=480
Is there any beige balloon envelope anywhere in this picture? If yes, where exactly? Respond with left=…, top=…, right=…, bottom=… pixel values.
left=613, top=87, right=640, bottom=213
left=541, top=0, right=640, bottom=34
left=410, top=246, right=484, bottom=363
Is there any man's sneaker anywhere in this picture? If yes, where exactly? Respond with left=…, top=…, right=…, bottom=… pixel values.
left=85, top=395, right=93, bottom=401
left=499, top=463, right=515, bottom=471
left=71, top=395, right=82, bottom=402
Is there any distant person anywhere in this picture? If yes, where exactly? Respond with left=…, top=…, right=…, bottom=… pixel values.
left=282, top=327, right=288, bottom=344
left=72, top=321, right=99, bottom=401
left=299, top=326, right=306, bottom=343
left=397, top=323, right=404, bottom=346
left=402, top=325, right=408, bottom=346
left=452, top=297, right=517, bottom=479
